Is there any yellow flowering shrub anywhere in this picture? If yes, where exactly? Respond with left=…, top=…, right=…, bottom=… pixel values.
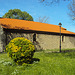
left=5, top=37, right=35, bottom=65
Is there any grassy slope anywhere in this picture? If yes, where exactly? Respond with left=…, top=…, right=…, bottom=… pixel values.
left=0, top=51, right=75, bottom=75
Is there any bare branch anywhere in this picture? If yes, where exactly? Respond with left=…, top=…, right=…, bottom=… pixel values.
left=68, top=0, right=75, bottom=20
left=39, top=0, right=70, bottom=5
left=37, top=16, right=49, bottom=23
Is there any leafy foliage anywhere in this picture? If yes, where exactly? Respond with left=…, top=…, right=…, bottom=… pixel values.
left=5, top=37, right=35, bottom=65
left=3, top=9, right=33, bottom=21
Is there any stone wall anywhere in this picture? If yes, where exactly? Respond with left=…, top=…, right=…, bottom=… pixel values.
left=61, top=36, right=75, bottom=49
left=36, top=34, right=75, bottom=50
left=6, top=31, right=75, bottom=50
left=0, top=26, right=6, bottom=52
left=6, top=32, right=33, bottom=44
left=1, top=28, right=75, bottom=52
left=36, top=34, right=60, bottom=50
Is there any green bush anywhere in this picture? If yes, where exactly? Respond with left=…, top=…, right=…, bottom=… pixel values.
left=5, top=37, right=35, bottom=65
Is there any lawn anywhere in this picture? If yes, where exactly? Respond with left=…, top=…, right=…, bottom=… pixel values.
left=0, top=51, right=75, bottom=75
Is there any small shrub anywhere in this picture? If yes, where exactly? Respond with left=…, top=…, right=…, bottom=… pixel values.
left=5, top=37, right=35, bottom=65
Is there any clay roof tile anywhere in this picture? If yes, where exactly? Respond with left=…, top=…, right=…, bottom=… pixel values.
left=0, top=18, right=75, bottom=35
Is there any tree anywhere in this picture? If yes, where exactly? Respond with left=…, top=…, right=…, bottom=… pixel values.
left=39, top=0, right=75, bottom=21
left=3, top=9, right=33, bottom=21
left=39, top=0, right=70, bottom=5
left=68, top=0, right=75, bottom=20
left=39, top=0, right=70, bottom=3
left=37, top=16, right=49, bottom=23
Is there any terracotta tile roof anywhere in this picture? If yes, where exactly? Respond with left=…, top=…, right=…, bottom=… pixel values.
left=0, top=18, right=75, bottom=35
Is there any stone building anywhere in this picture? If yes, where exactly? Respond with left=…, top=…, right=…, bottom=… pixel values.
left=0, top=18, right=75, bottom=52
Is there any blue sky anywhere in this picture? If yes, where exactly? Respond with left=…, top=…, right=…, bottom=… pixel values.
left=0, top=0, right=75, bottom=32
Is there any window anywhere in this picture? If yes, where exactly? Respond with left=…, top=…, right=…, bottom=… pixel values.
left=33, top=33, right=36, bottom=42
left=62, top=36, right=65, bottom=42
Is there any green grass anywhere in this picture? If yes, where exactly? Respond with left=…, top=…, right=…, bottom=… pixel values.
left=0, top=51, right=75, bottom=75
left=43, top=48, right=75, bottom=53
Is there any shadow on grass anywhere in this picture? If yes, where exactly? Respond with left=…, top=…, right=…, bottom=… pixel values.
left=30, top=58, right=40, bottom=64
left=61, top=50, right=75, bottom=53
